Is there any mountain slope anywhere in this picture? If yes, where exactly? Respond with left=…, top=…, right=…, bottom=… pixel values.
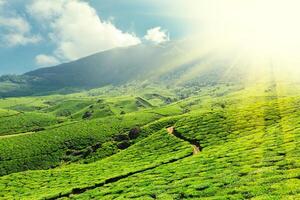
left=25, top=43, right=180, bottom=87
left=0, top=41, right=243, bottom=97
left=0, top=43, right=186, bottom=97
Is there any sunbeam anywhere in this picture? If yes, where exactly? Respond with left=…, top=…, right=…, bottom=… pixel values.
left=176, top=0, right=300, bottom=72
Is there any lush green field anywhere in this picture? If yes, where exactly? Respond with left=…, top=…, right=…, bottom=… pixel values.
left=0, top=88, right=187, bottom=175
left=0, top=109, right=19, bottom=117
left=0, top=112, right=60, bottom=136
left=1, top=81, right=300, bottom=199
left=0, top=129, right=192, bottom=199
left=79, top=87, right=300, bottom=200
left=0, top=110, right=182, bottom=175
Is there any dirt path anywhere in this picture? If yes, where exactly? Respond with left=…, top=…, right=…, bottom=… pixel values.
left=0, top=131, right=35, bottom=138
left=167, top=126, right=201, bottom=155
left=0, top=121, right=79, bottom=139
left=192, top=145, right=200, bottom=155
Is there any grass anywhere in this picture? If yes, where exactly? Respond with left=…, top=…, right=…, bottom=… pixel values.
left=0, top=112, right=59, bottom=136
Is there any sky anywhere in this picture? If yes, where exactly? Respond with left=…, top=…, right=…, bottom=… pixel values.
left=2, top=0, right=300, bottom=75
left=0, top=0, right=192, bottom=75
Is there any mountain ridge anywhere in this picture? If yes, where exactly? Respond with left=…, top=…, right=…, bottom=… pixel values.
left=0, top=40, right=243, bottom=98
left=0, top=42, right=192, bottom=97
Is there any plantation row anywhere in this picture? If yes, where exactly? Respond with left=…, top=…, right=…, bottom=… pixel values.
left=70, top=96, right=154, bottom=120
left=43, top=99, right=95, bottom=117
left=0, top=96, right=48, bottom=111
left=0, top=109, right=19, bottom=118
left=0, top=129, right=192, bottom=200
left=0, top=102, right=185, bottom=175
left=0, top=112, right=59, bottom=136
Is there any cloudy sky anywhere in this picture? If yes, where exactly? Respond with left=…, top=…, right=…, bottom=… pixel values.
left=0, top=0, right=193, bottom=75
left=2, top=0, right=297, bottom=75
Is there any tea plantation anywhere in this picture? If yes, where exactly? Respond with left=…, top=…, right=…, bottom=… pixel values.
left=0, top=81, right=300, bottom=199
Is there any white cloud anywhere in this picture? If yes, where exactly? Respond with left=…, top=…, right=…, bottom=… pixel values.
left=0, top=0, right=5, bottom=7
left=3, top=33, right=41, bottom=47
left=28, top=0, right=141, bottom=62
left=0, top=17, right=30, bottom=33
left=0, top=3, right=41, bottom=47
left=35, top=54, right=60, bottom=67
left=144, top=27, right=169, bottom=44
left=27, top=0, right=65, bottom=20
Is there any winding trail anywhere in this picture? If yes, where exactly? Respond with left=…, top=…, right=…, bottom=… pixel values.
left=167, top=126, right=202, bottom=155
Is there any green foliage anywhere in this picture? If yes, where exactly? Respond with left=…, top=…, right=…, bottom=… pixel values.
left=43, top=99, right=94, bottom=117
left=0, top=109, right=18, bottom=117
left=0, top=106, right=183, bottom=175
left=0, top=112, right=58, bottom=136
left=0, top=130, right=192, bottom=199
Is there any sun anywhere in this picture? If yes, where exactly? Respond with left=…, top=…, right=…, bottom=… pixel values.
left=220, top=0, right=300, bottom=56
left=181, top=0, right=300, bottom=62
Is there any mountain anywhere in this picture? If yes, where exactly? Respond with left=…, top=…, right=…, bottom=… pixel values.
left=0, top=43, right=183, bottom=97
left=26, top=43, right=180, bottom=87
left=0, top=41, right=243, bottom=97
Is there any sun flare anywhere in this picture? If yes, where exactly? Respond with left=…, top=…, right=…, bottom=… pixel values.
left=182, top=0, right=300, bottom=64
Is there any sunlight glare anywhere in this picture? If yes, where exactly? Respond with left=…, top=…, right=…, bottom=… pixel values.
left=182, top=0, right=300, bottom=64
